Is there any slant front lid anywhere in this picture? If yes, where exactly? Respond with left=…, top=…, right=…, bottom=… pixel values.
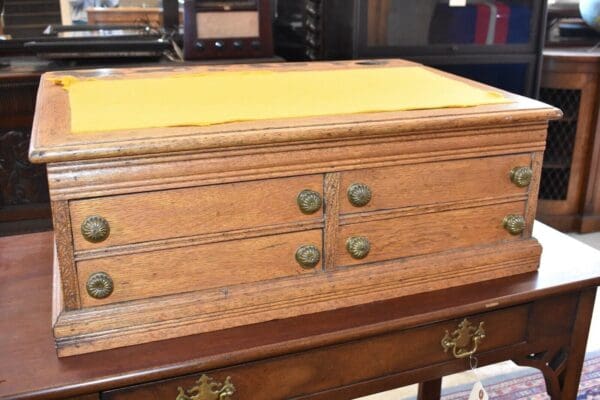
left=29, top=59, right=562, bottom=164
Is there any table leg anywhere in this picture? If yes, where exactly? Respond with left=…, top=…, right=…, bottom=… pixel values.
left=558, top=288, right=596, bottom=399
left=513, top=288, right=596, bottom=400
left=417, top=378, right=442, bottom=400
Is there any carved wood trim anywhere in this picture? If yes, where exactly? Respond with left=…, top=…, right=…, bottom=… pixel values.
left=46, top=127, right=548, bottom=200
left=0, top=130, right=49, bottom=209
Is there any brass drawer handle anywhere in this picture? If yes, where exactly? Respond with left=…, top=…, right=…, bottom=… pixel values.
left=510, top=166, right=533, bottom=187
left=81, top=215, right=110, bottom=243
left=295, top=244, right=321, bottom=269
left=86, top=272, right=114, bottom=299
left=346, top=236, right=371, bottom=259
left=176, top=374, right=235, bottom=400
left=503, top=214, right=526, bottom=235
left=347, top=183, right=372, bottom=207
left=441, top=318, right=486, bottom=359
left=297, top=189, right=322, bottom=214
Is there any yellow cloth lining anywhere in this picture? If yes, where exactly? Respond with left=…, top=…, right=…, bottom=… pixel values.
left=52, top=66, right=511, bottom=134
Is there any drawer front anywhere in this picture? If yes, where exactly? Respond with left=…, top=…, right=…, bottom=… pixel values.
left=336, top=201, right=526, bottom=267
left=78, top=229, right=322, bottom=307
left=70, top=174, right=323, bottom=251
left=339, top=154, right=532, bottom=214
left=103, top=305, right=528, bottom=400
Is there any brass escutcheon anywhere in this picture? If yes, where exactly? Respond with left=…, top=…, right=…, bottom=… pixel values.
left=510, top=166, right=533, bottom=187
left=347, top=183, right=372, bottom=207
left=346, top=236, right=371, bottom=259
left=176, top=374, right=235, bottom=400
left=503, top=214, right=526, bottom=235
left=81, top=215, right=110, bottom=243
left=86, top=272, right=114, bottom=299
left=441, top=318, right=486, bottom=359
left=295, top=244, right=321, bottom=269
left=297, top=189, right=322, bottom=214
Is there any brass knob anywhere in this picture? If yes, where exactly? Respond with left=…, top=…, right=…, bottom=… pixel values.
left=347, top=183, right=372, bottom=207
left=86, top=272, right=114, bottom=299
left=510, top=166, right=533, bottom=187
left=503, top=214, right=526, bottom=235
left=346, top=236, right=371, bottom=259
left=295, top=244, right=321, bottom=269
left=81, top=215, right=110, bottom=243
left=297, top=189, right=322, bottom=214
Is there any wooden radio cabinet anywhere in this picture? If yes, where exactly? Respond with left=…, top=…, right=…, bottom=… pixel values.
left=29, top=59, right=560, bottom=356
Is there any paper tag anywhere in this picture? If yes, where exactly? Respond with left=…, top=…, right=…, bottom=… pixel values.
left=449, top=0, right=467, bottom=6
left=468, top=382, right=488, bottom=400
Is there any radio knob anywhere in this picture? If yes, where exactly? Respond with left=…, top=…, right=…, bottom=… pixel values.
left=233, top=40, right=243, bottom=49
left=195, top=40, right=205, bottom=50
left=214, top=40, right=225, bottom=50
left=251, top=40, right=261, bottom=49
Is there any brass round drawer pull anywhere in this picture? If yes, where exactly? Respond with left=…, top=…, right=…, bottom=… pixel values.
left=295, top=244, right=321, bottom=269
left=441, top=318, right=486, bottom=359
left=81, top=215, right=110, bottom=243
left=347, top=183, right=372, bottom=207
left=297, top=189, right=322, bottom=214
left=510, top=166, right=533, bottom=188
left=86, top=272, right=114, bottom=299
left=503, top=214, right=526, bottom=235
left=346, top=236, right=371, bottom=259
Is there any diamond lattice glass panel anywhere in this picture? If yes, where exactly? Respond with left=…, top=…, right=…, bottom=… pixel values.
left=538, top=88, right=581, bottom=200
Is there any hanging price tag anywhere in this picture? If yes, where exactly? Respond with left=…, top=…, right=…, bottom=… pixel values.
left=468, top=381, right=489, bottom=400
left=449, top=0, right=467, bottom=6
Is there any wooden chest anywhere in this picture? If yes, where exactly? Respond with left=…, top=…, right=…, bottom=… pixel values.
left=29, top=60, right=561, bottom=356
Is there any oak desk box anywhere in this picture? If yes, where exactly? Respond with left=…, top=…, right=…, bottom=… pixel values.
left=29, top=60, right=561, bottom=356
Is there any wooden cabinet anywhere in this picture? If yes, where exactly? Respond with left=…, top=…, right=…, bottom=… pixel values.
left=29, top=59, right=560, bottom=357
left=537, top=49, right=600, bottom=233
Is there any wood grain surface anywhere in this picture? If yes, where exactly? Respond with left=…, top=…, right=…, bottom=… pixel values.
left=51, top=200, right=80, bottom=310
left=70, top=174, right=323, bottom=250
left=339, top=154, right=531, bottom=214
left=336, top=201, right=526, bottom=267
left=45, top=125, right=548, bottom=200
left=77, top=229, right=322, bottom=307
left=54, top=239, right=541, bottom=356
left=103, top=306, right=528, bottom=400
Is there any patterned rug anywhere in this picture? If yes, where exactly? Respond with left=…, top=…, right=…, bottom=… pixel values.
left=441, top=352, right=600, bottom=399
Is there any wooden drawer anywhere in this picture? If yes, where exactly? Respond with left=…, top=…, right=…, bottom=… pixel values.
left=77, top=229, right=322, bottom=307
left=336, top=201, right=526, bottom=267
left=103, top=305, right=529, bottom=400
left=339, top=154, right=532, bottom=214
left=70, top=175, right=323, bottom=251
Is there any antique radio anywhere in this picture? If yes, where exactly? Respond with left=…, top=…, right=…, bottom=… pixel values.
left=183, top=0, right=273, bottom=59
left=30, top=60, right=560, bottom=356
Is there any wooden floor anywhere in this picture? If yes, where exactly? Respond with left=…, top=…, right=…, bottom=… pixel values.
left=361, top=231, right=600, bottom=400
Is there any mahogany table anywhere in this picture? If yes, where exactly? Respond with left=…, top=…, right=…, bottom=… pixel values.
left=1, top=223, right=599, bottom=400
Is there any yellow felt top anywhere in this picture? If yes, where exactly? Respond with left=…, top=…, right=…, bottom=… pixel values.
left=51, top=66, right=511, bottom=134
